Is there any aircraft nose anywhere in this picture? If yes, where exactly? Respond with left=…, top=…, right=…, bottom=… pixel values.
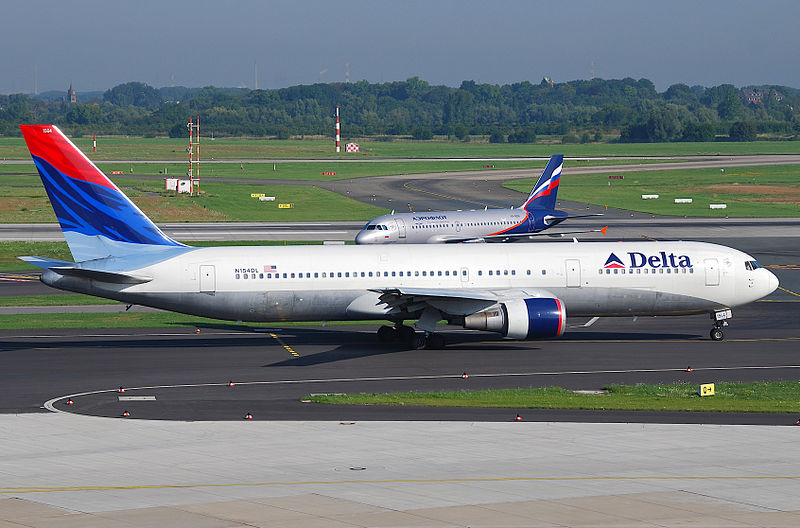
left=767, top=269, right=779, bottom=293
left=355, top=231, right=372, bottom=244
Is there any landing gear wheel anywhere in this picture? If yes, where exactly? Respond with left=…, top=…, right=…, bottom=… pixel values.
left=411, top=333, right=427, bottom=350
left=425, top=333, right=445, bottom=349
left=397, top=325, right=416, bottom=343
left=377, top=325, right=396, bottom=343
left=710, top=327, right=724, bottom=341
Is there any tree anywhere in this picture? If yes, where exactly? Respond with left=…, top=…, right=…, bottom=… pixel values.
left=729, top=121, right=756, bottom=141
left=681, top=122, right=716, bottom=142
left=508, top=128, right=536, bottom=143
left=411, top=126, right=433, bottom=140
left=489, top=131, right=506, bottom=143
left=717, top=92, right=745, bottom=121
left=65, top=104, right=102, bottom=125
left=104, top=82, right=162, bottom=108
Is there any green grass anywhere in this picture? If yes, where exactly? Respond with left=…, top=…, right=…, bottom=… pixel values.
left=506, top=164, right=800, bottom=217
left=0, top=240, right=343, bottom=271
left=307, top=382, right=800, bottom=413
left=0, top=175, right=389, bottom=223
left=0, top=294, right=120, bottom=306
left=1, top=158, right=669, bottom=184
left=0, top=311, right=385, bottom=330
left=3, top=136, right=800, bottom=159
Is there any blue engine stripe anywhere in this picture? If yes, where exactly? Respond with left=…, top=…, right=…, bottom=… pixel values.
left=523, top=298, right=562, bottom=338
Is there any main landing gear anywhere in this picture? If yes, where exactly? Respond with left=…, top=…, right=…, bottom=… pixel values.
left=710, top=309, right=732, bottom=341
left=377, top=324, right=445, bottom=349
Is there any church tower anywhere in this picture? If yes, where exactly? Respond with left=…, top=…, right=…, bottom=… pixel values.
left=68, top=83, right=76, bottom=104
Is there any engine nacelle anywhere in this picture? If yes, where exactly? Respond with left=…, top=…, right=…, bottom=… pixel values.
left=463, top=298, right=566, bottom=339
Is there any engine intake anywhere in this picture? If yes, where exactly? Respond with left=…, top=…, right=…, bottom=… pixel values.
left=463, top=298, right=566, bottom=339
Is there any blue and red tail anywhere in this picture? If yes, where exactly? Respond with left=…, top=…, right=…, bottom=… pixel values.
left=520, top=154, right=563, bottom=212
left=20, top=125, right=184, bottom=263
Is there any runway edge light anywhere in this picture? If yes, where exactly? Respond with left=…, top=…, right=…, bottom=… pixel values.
left=698, top=383, right=715, bottom=397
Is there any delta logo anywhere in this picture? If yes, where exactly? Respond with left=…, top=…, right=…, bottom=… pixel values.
left=603, top=253, right=626, bottom=269
left=604, top=251, right=694, bottom=269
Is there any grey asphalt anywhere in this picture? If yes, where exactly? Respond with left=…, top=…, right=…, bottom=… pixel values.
left=2, top=159, right=800, bottom=524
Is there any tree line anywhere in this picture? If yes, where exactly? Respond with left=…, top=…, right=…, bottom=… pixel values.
left=2, top=77, right=799, bottom=142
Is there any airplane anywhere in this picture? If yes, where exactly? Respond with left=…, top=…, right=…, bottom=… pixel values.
left=355, top=154, right=605, bottom=244
left=19, top=125, right=778, bottom=349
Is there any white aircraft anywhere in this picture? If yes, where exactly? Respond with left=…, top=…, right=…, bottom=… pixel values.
left=355, top=154, right=605, bottom=244
left=19, top=125, right=778, bottom=348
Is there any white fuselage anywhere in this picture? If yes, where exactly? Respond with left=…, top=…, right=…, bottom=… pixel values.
left=355, top=209, right=534, bottom=244
left=43, top=241, right=778, bottom=324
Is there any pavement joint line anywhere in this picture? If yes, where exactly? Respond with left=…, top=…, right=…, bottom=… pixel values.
left=42, top=364, right=800, bottom=415
left=3, top=475, right=800, bottom=495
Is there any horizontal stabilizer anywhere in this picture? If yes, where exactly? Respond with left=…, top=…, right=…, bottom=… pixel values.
left=18, top=256, right=75, bottom=269
left=49, top=266, right=152, bottom=284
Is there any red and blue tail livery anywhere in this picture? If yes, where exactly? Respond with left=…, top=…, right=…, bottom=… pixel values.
left=20, top=125, right=184, bottom=262
left=521, top=154, right=563, bottom=212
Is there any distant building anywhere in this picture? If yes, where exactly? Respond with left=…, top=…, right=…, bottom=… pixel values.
left=740, top=88, right=783, bottom=105
left=68, top=83, right=76, bottom=104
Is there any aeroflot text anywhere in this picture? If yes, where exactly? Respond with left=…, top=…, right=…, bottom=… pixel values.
left=629, top=252, right=693, bottom=268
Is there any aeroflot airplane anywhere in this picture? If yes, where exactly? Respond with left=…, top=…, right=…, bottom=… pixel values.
left=20, top=125, right=778, bottom=348
left=355, top=155, right=605, bottom=244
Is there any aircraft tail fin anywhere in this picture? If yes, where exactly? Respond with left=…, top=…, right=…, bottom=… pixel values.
left=521, top=154, right=563, bottom=212
left=19, top=125, right=185, bottom=263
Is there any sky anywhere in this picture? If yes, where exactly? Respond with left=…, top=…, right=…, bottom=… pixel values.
left=3, top=0, right=799, bottom=95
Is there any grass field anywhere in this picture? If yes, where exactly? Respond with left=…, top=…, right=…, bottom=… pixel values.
left=2, top=135, right=800, bottom=160
left=0, top=311, right=382, bottom=330
left=1, top=158, right=668, bottom=183
left=0, top=240, right=335, bottom=271
left=307, top=382, right=800, bottom=414
left=506, top=164, right=800, bottom=217
left=0, top=175, right=389, bottom=223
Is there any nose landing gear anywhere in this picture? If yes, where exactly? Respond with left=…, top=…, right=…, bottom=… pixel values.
left=710, top=309, right=732, bottom=341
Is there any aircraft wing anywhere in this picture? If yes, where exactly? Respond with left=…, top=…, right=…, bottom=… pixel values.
left=440, top=225, right=608, bottom=243
left=370, top=286, right=556, bottom=316
left=484, top=225, right=608, bottom=241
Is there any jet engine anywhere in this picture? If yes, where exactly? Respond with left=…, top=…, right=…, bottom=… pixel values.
left=463, top=298, right=565, bottom=339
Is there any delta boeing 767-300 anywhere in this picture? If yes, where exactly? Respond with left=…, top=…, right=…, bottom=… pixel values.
left=19, top=125, right=777, bottom=348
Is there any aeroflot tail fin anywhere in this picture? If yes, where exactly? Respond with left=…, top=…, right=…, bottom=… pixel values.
left=521, top=154, right=563, bottom=212
left=20, top=125, right=185, bottom=263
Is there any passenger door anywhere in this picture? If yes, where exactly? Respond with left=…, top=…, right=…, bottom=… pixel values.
left=199, top=265, right=216, bottom=293
left=704, top=258, right=720, bottom=286
left=565, top=259, right=581, bottom=287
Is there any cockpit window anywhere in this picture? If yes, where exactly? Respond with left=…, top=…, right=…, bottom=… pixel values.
left=365, top=224, right=377, bottom=230
left=744, top=260, right=762, bottom=270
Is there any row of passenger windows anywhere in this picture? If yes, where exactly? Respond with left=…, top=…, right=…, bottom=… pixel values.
left=233, top=268, right=548, bottom=280
left=236, top=269, right=465, bottom=280
left=599, top=268, right=694, bottom=275
left=233, top=268, right=696, bottom=280
left=412, top=220, right=517, bottom=229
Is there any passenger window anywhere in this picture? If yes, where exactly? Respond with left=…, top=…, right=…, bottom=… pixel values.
left=478, top=270, right=483, bottom=276
left=489, top=270, right=493, bottom=276
left=290, top=273, right=295, bottom=278
left=337, top=272, right=342, bottom=278
left=368, top=272, right=373, bottom=277
left=235, top=273, right=240, bottom=279
left=541, top=270, right=546, bottom=275
left=322, top=272, right=326, bottom=278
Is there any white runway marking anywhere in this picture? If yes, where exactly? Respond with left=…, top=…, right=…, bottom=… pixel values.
left=44, top=364, right=800, bottom=415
